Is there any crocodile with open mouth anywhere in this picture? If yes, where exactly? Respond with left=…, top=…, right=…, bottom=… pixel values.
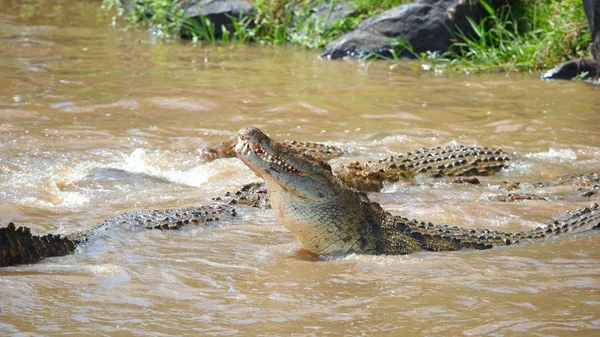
left=202, top=136, right=511, bottom=192
left=235, top=126, right=600, bottom=255
left=0, top=127, right=596, bottom=266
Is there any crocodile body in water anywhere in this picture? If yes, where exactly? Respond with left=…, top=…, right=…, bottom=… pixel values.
left=0, top=204, right=239, bottom=267
left=203, top=139, right=511, bottom=192
left=235, top=127, right=600, bottom=255
left=0, top=128, right=597, bottom=266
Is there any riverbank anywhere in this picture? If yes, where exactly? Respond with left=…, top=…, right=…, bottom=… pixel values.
left=103, top=0, right=591, bottom=74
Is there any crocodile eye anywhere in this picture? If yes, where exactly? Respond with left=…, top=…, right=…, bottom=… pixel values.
left=314, top=160, right=332, bottom=173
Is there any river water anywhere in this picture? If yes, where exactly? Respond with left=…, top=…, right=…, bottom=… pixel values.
left=1, top=0, right=599, bottom=336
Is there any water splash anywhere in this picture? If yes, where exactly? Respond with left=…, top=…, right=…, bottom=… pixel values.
left=525, top=148, right=577, bottom=162
left=106, top=148, right=246, bottom=187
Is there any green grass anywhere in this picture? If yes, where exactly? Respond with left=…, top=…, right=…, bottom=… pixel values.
left=102, top=0, right=411, bottom=47
left=253, top=0, right=412, bottom=47
left=102, top=0, right=592, bottom=73
left=103, top=0, right=187, bottom=38
left=424, top=0, right=591, bottom=73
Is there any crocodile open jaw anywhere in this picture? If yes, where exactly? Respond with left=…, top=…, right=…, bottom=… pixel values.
left=235, top=126, right=305, bottom=178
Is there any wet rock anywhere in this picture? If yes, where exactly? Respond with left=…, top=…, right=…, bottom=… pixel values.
left=321, top=2, right=450, bottom=59
left=541, top=57, right=598, bottom=80
left=182, top=0, right=256, bottom=39
left=321, top=0, right=509, bottom=60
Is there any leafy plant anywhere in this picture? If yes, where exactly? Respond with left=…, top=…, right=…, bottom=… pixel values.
left=422, top=0, right=591, bottom=73
left=103, top=0, right=592, bottom=74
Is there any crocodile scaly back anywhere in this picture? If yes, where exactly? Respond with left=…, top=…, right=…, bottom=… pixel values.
left=336, top=146, right=510, bottom=191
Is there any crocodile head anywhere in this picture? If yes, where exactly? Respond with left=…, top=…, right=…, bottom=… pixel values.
left=235, top=126, right=367, bottom=255
left=235, top=126, right=342, bottom=200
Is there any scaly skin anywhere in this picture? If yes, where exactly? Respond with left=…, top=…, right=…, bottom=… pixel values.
left=0, top=205, right=238, bottom=267
left=497, top=172, right=599, bottom=202
left=335, top=145, right=509, bottom=192
left=235, top=126, right=600, bottom=255
left=201, top=140, right=344, bottom=162
left=0, top=185, right=267, bottom=267
left=6, top=136, right=481, bottom=267
left=0, top=223, right=78, bottom=267
left=201, top=138, right=510, bottom=193
left=1, top=128, right=594, bottom=265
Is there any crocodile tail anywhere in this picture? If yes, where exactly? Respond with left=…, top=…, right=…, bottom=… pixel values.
left=522, top=204, right=600, bottom=240
left=335, top=146, right=510, bottom=192
left=401, top=146, right=510, bottom=178
left=399, top=204, right=600, bottom=251
left=462, top=205, right=600, bottom=248
left=0, top=223, right=78, bottom=267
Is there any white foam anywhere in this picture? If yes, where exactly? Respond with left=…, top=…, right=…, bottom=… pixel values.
left=106, top=148, right=247, bottom=187
left=525, top=148, right=577, bottom=161
left=56, top=191, right=91, bottom=207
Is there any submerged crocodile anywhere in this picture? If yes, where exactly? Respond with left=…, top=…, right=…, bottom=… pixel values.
left=235, top=127, right=600, bottom=255
left=0, top=127, right=597, bottom=266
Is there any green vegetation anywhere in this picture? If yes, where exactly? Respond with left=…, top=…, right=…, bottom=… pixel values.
left=102, top=0, right=411, bottom=45
left=102, top=0, right=591, bottom=73
left=103, top=0, right=186, bottom=38
left=429, top=0, right=591, bottom=73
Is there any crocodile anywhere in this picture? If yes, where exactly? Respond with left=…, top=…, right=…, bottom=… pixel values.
left=0, top=128, right=594, bottom=266
left=204, top=137, right=598, bottom=197
left=203, top=138, right=511, bottom=192
left=499, top=172, right=600, bottom=201
left=333, top=145, right=509, bottom=191
left=0, top=137, right=512, bottom=267
left=0, top=186, right=267, bottom=268
left=235, top=126, right=600, bottom=255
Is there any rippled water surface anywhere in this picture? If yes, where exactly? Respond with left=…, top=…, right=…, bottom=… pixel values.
left=1, top=0, right=600, bottom=336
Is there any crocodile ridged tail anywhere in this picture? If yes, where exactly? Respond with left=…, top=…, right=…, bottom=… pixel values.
left=400, top=146, right=510, bottom=178
left=336, top=146, right=510, bottom=192
left=0, top=204, right=240, bottom=267
left=0, top=223, right=78, bottom=267
left=399, top=204, right=600, bottom=251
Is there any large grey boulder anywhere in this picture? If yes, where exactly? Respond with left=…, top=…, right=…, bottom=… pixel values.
left=181, top=0, right=256, bottom=38
left=321, top=0, right=506, bottom=59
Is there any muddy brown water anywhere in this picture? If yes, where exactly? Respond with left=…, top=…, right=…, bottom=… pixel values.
left=1, top=1, right=600, bottom=336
